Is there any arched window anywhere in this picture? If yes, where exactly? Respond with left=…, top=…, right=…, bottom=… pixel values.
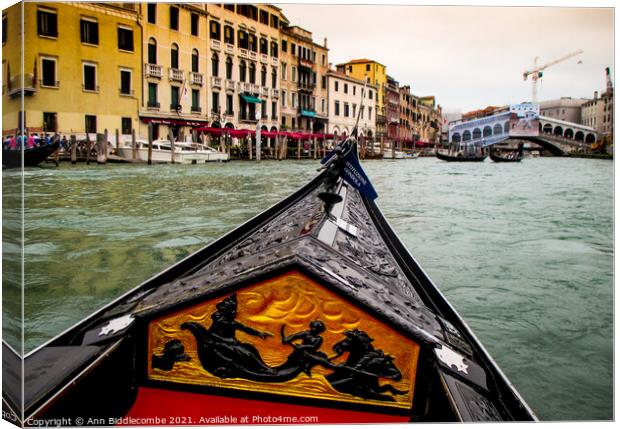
left=463, top=130, right=471, bottom=141
left=239, top=60, right=246, bottom=82
left=260, top=65, right=267, bottom=87
left=473, top=128, right=481, bottom=140
left=192, top=49, right=199, bottom=73
left=493, top=123, right=503, bottom=135
left=171, top=43, right=179, bottom=69
left=452, top=133, right=461, bottom=143
left=504, top=121, right=510, bottom=134
left=564, top=128, right=574, bottom=139
left=271, top=67, right=277, bottom=88
left=249, top=62, right=256, bottom=84
left=575, top=131, right=585, bottom=141
left=211, top=53, right=219, bottom=77
left=483, top=126, right=492, bottom=137
left=585, top=133, right=596, bottom=143
left=148, top=38, right=157, bottom=64
left=260, top=37, right=268, bottom=55
left=225, top=56, right=233, bottom=80
left=553, top=126, right=563, bottom=136
left=543, top=123, right=553, bottom=134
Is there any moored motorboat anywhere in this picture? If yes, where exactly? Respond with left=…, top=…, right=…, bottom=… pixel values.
left=115, top=139, right=229, bottom=164
left=2, top=140, right=60, bottom=169
left=3, top=135, right=537, bottom=425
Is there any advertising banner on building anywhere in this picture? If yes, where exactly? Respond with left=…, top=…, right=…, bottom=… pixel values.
left=509, top=103, right=540, bottom=137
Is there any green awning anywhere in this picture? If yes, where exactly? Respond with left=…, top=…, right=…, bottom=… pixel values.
left=301, top=109, right=316, bottom=118
left=241, top=94, right=262, bottom=104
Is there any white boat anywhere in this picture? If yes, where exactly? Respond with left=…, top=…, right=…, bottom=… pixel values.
left=383, top=150, right=417, bottom=159
left=116, top=139, right=229, bottom=164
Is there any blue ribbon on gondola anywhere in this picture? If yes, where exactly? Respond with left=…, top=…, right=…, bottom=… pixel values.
left=320, top=141, right=378, bottom=201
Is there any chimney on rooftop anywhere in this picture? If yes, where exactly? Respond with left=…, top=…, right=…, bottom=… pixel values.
left=324, top=37, right=327, bottom=48
left=594, top=91, right=598, bottom=100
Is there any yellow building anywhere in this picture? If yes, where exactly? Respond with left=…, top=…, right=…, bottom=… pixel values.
left=2, top=2, right=141, bottom=137
left=336, top=59, right=387, bottom=139
left=138, top=3, right=209, bottom=140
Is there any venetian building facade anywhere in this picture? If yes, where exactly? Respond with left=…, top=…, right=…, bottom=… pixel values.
left=418, top=96, right=442, bottom=143
left=2, top=2, right=141, bottom=136
left=280, top=26, right=329, bottom=133
left=398, top=85, right=413, bottom=142
left=205, top=4, right=285, bottom=137
left=385, top=75, right=400, bottom=143
left=336, top=59, right=386, bottom=140
left=139, top=3, right=208, bottom=140
left=326, top=69, right=376, bottom=138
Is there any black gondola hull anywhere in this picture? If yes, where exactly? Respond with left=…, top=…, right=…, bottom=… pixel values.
left=2, top=142, right=60, bottom=169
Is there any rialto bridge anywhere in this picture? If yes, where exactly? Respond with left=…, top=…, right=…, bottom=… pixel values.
left=448, top=110, right=597, bottom=156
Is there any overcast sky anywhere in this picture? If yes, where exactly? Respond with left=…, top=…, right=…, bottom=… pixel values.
left=279, top=3, right=614, bottom=112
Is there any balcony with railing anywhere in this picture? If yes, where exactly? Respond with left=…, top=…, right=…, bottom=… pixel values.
left=260, top=54, right=268, bottom=64
left=298, top=56, right=314, bottom=70
left=211, top=39, right=221, bottom=51
left=226, top=79, right=236, bottom=91
left=238, top=82, right=252, bottom=93
left=211, top=76, right=222, bottom=88
left=271, top=88, right=279, bottom=98
left=147, top=100, right=160, bottom=109
left=297, top=81, right=316, bottom=92
left=261, top=87, right=270, bottom=97
left=272, top=57, right=279, bottom=67
left=251, top=84, right=260, bottom=94
left=376, top=114, right=386, bottom=125
left=249, top=51, right=258, bottom=61
left=239, top=48, right=249, bottom=59
left=225, top=43, right=234, bottom=54
left=145, top=63, right=163, bottom=78
left=168, top=68, right=184, bottom=82
left=8, top=74, right=37, bottom=97
left=190, top=72, right=204, bottom=86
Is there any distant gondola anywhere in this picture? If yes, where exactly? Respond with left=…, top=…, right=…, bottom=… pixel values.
left=2, top=141, right=60, bottom=169
left=490, top=143, right=524, bottom=163
left=435, top=149, right=487, bottom=162
left=2, top=135, right=537, bottom=425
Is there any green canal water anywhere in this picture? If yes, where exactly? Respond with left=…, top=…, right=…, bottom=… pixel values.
left=2, top=157, right=613, bottom=421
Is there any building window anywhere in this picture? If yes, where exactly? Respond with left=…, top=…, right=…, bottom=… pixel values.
left=120, top=69, right=132, bottom=95
left=281, top=90, right=286, bottom=107
left=148, top=38, right=157, bottom=64
left=249, top=34, right=257, bottom=52
left=191, top=13, right=199, bottom=36
left=212, top=92, right=220, bottom=113
left=171, top=43, right=179, bottom=69
left=366, top=64, right=370, bottom=71
left=270, top=41, right=278, bottom=58
left=41, top=57, right=57, bottom=87
left=147, top=3, right=156, bottom=24
left=271, top=101, right=277, bottom=120
left=169, top=6, right=179, bottom=30
left=210, top=20, right=220, bottom=40
left=121, top=117, right=132, bottom=134
left=224, top=25, right=234, bottom=44
left=82, top=63, right=97, bottom=91
left=117, top=27, right=133, bottom=51
left=2, top=14, right=7, bottom=44
left=211, top=53, right=219, bottom=77
left=291, top=66, right=296, bottom=83
left=292, top=118, right=296, bottom=129
left=249, top=62, right=256, bottom=84
left=322, top=54, right=325, bottom=65
left=321, top=98, right=325, bottom=113
left=192, top=49, right=199, bottom=73
left=281, top=39, right=287, bottom=52
left=238, top=30, right=248, bottom=49
left=321, top=76, right=326, bottom=89
left=261, top=100, right=267, bottom=119
left=271, top=68, right=276, bottom=88
left=369, top=90, right=373, bottom=100
left=43, top=112, right=57, bottom=132
left=344, top=103, right=349, bottom=117
left=148, top=82, right=158, bottom=107
left=80, top=18, right=98, bottom=45
left=260, top=10, right=269, bottom=25
left=291, top=43, right=296, bottom=56
left=224, top=4, right=235, bottom=12
left=368, top=106, right=372, bottom=118
left=226, top=94, right=233, bottom=114
left=191, top=89, right=200, bottom=111
left=37, top=8, right=58, bottom=37
left=335, top=81, right=339, bottom=92
left=260, top=37, right=268, bottom=55
left=281, top=63, right=287, bottom=80
left=261, top=65, right=267, bottom=86
left=353, top=86, right=356, bottom=96
left=225, top=56, right=233, bottom=79
left=170, top=86, right=180, bottom=110
left=335, top=101, right=340, bottom=116
left=270, top=14, right=279, bottom=29
left=239, top=60, right=246, bottom=82
left=344, top=83, right=348, bottom=94
left=352, top=104, right=356, bottom=117
left=85, top=115, right=97, bottom=133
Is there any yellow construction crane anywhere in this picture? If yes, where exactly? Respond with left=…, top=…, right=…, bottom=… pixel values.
left=523, top=49, right=584, bottom=103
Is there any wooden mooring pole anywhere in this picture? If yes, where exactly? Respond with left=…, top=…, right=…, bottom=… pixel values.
left=70, top=135, right=77, bottom=164
left=131, top=128, right=137, bottom=160
left=147, top=123, right=153, bottom=165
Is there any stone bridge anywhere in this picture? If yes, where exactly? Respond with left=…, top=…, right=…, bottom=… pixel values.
left=447, top=109, right=597, bottom=156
